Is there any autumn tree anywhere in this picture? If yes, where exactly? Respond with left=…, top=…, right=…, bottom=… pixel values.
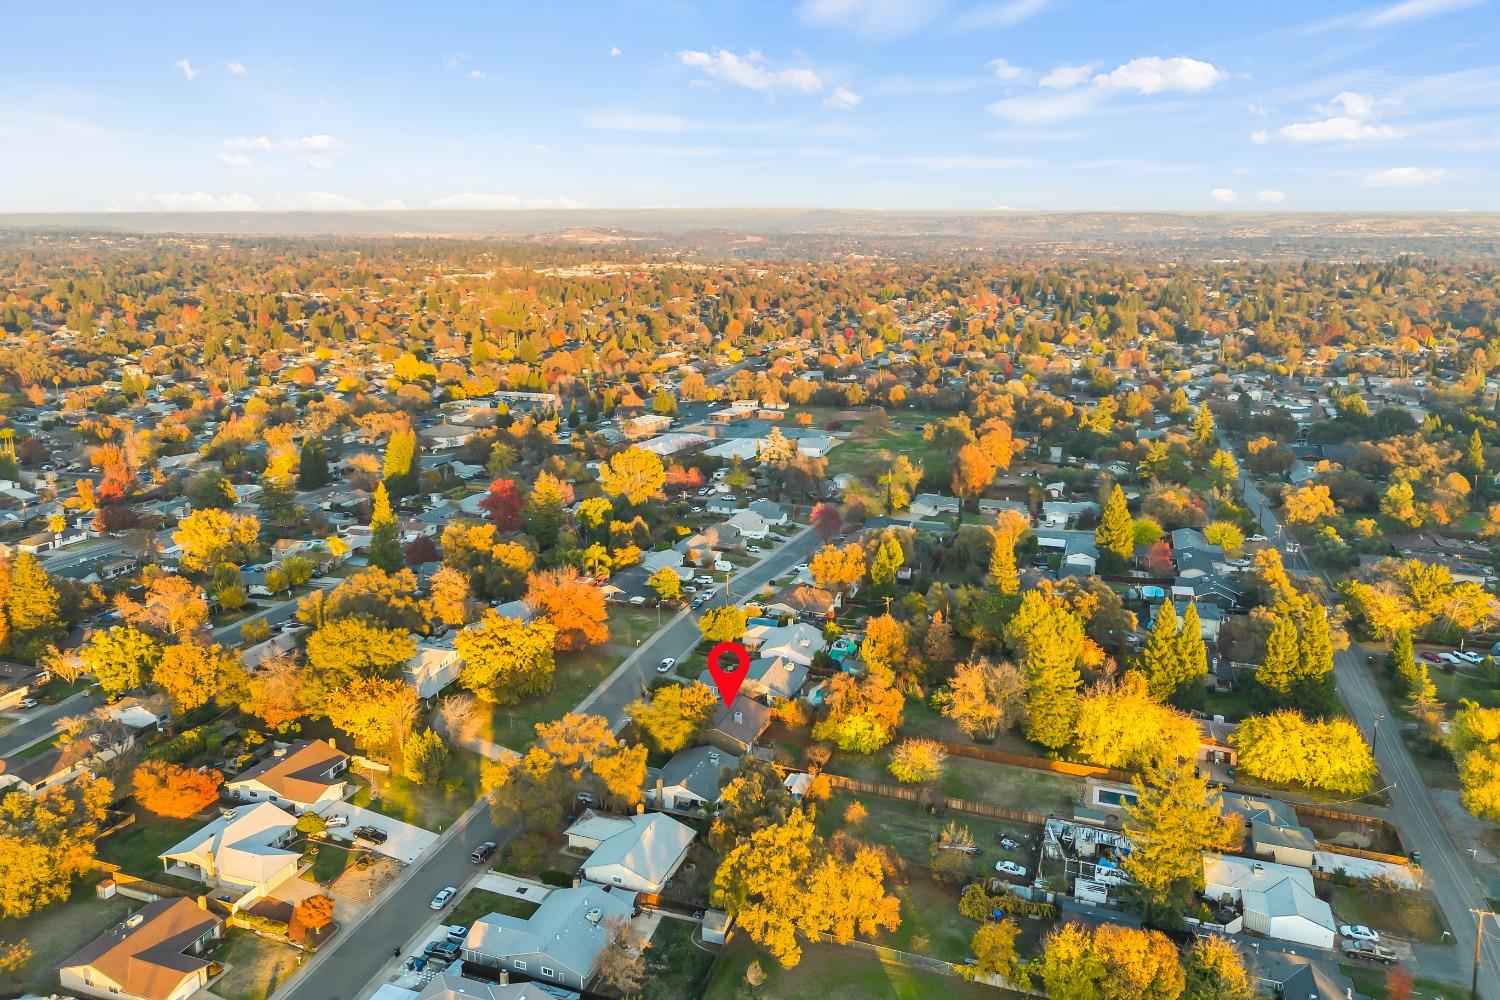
left=117, top=573, right=209, bottom=638
left=478, top=478, right=525, bottom=531
left=524, top=570, right=608, bottom=650
left=711, top=807, right=900, bottom=968
left=134, top=760, right=222, bottom=819
left=649, top=566, right=683, bottom=602
left=81, top=626, right=163, bottom=697
left=524, top=470, right=572, bottom=547
left=173, top=508, right=259, bottom=573
left=1074, top=674, right=1201, bottom=773
left=1182, top=936, right=1256, bottom=1000
left=1137, top=600, right=1185, bottom=702
left=626, top=682, right=721, bottom=754
left=1005, top=591, right=1084, bottom=750
left=710, top=757, right=795, bottom=853
left=868, top=535, right=904, bottom=592
left=246, top=655, right=306, bottom=730
left=810, top=502, right=841, bottom=541
left=0, top=776, right=111, bottom=918
left=382, top=426, right=418, bottom=497
left=810, top=543, right=866, bottom=594
left=427, top=566, right=473, bottom=628
left=153, top=642, right=235, bottom=711
left=989, top=532, right=1020, bottom=595
left=594, top=915, right=648, bottom=995
left=888, top=738, right=947, bottom=784
left=1095, top=484, right=1134, bottom=570
left=403, top=727, right=448, bottom=786
left=368, top=481, right=402, bottom=572
left=968, top=919, right=1022, bottom=984
left=937, top=657, right=1026, bottom=740
left=598, top=447, right=667, bottom=506
left=811, top=672, right=904, bottom=753
left=7, top=553, right=63, bottom=652
left=455, top=612, right=558, bottom=704
left=1035, top=922, right=1185, bottom=1000
left=952, top=443, right=996, bottom=502
left=1122, top=767, right=1231, bottom=924
left=290, top=893, right=336, bottom=941
left=483, top=746, right=569, bottom=833
left=304, top=617, right=415, bottom=689
left=700, top=605, right=748, bottom=643
left=1234, top=711, right=1377, bottom=795
left=325, top=676, right=418, bottom=762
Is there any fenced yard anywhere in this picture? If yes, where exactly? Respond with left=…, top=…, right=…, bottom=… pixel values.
left=0, top=877, right=135, bottom=994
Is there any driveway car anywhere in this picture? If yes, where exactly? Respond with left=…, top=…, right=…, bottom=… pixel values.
left=1340, top=924, right=1380, bottom=943
left=1341, top=939, right=1397, bottom=965
left=1439, top=652, right=1463, bottom=665
left=423, top=939, right=461, bottom=962
left=430, top=886, right=457, bottom=910
left=1421, top=652, right=1444, bottom=664
left=994, top=861, right=1027, bottom=877
left=1457, top=651, right=1484, bottom=664
left=354, top=825, right=388, bottom=845
left=17, top=697, right=38, bottom=709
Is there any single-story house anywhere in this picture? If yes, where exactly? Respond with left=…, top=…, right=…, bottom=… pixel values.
left=0, top=659, right=48, bottom=711
left=747, top=500, right=789, bottom=526
left=699, top=654, right=808, bottom=703
left=59, top=898, right=223, bottom=1000
left=744, top=622, right=825, bottom=666
left=1202, top=853, right=1336, bottom=949
left=106, top=693, right=172, bottom=732
left=0, top=729, right=134, bottom=795
left=759, top=585, right=839, bottom=621
left=723, top=510, right=770, bottom=541
left=705, top=696, right=771, bottom=755
left=909, top=493, right=961, bottom=519
left=1220, top=792, right=1317, bottom=869
left=410, top=972, right=578, bottom=1000
left=463, top=884, right=635, bottom=991
left=223, top=739, right=349, bottom=814
left=646, top=746, right=739, bottom=812
left=402, top=639, right=462, bottom=699
left=565, top=810, right=696, bottom=894
left=159, top=802, right=301, bottom=910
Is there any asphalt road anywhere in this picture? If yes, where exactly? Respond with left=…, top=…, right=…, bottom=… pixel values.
left=1225, top=431, right=1500, bottom=997
left=274, top=522, right=819, bottom=1000
left=0, top=689, right=101, bottom=755
left=38, top=536, right=130, bottom=572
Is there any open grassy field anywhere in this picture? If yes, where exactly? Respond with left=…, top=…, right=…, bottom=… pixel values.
left=706, top=938, right=1024, bottom=1000
left=644, top=916, right=718, bottom=1000
left=481, top=647, right=625, bottom=750
left=0, top=878, right=135, bottom=994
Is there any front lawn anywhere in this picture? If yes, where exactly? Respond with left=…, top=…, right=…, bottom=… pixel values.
left=212, top=929, right=303, bottom=1000
left=300, top=839, right=359, bottom=885
left=0, top=878, right=135, bottom=994
left=450, top=888, right=539, bottom=927
left=1328, top=882, right=1449, bottom=944
left=643, top=917, right=717, bottom=1000
left=705, top=938, right=1023, bottom=1000
left=1339, top=963, right=1466, bottom=1000
left=95, top=812, right=204, bottom=878
left=609, top=605, right=666, bottom=646
left=349, top=747, right=482, bottom=830
left=481, top=648, right=625, bottom=750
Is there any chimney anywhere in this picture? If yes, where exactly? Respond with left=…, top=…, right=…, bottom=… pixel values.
left=196, top=894, right=207, bottom=911
left=498, top=971, right=509, bottom=986
left=572, top=877, right=582, bottom=889
left=733, top=710, right=743, bottom=724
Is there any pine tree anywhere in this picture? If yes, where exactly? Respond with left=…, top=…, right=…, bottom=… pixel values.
left=369, top=481, right=403, bottom=573
left=1123, top=767, right=1230, bottom=926
left=383, top=428, right=417, bottom=497
left=1012, top=595, right=1083, bottom=751
left=1095, top=484, right=1134, bottom=570
left=1139, top=601, right=1184, bottom=702
left=1256, top=615, right=1300, bottom=705
left=298, top=439, right=331, bottom=489
left=1389, top=626, right=1418, bottom=692
left=1293, top=604, right=1336, bottom=715
left=1191, top=402, right=1216, bottom=448
left=1175, top=602, right=1209, bottom=709
left=989, top=533, right=1019, bottom=595
left=7, top=553, right=62, bottom=647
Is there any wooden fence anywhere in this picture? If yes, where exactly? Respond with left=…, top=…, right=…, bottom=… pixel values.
left=1314, top=842, right=1410, bottom=866
left=825, top=774, right=1047, bottom=825
left=935, top=741, right=1133, bottom=783
left=91, top=859, right=194, bottom=901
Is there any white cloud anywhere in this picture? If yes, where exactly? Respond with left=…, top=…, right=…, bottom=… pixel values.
left=959, top=0, right=1052, bottom=29
left=271, top=191, right=367, bottom=211
left=174, top=58, right=198, bottom=82
left=215, top=152, right=251, bottom=167
left=1038, top=63, right=1095, bottom=89
left=468, top=69, right=486, bottom=79
left=375, top=199, right=408, bottom=210
left=989, top=58, right=1027, bottom=82
left=1256, top=190, right=1287, bottom=203
left=222, top=136, right=275, bottom=151
left=152, top=191, right=259, bottom=211
left=443, top=52, right=470, bottom=70
left=1093, top=56, right=1226, bottom=94
left=988, top=88, right=1101, bottom=124
left=220, top=135, right=345, bottom=169
left=281, top=134, right=343, bottom=153
left=1365, top=166, right=1446, bottom=186
left=798, top=0, right=938, bottom=40
left=610, top=46, right=622, bottom=56
left=1209, top=188, right=1238, bottom=203
left=226, top=61, right=247, bottom=76
left=824, top=86, right=862, bottom=110
left=1250, top=130, right=1269, bottom=144
left=1364, top=0, right=1483, bottom=28
left=1276, top=92, right=1401, bottom=144
left=430, top=193, right=586, bottom=209
left=679, top=49, right=822, bottom=94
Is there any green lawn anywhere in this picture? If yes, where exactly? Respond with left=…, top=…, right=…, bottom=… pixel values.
left=31, top=676, right=92, bottom=704
left=95, top=812, right=204, bottom=878
left=0, top=879, right=136, bottom=994
left=212, top=929, right=304, bottom=1000
left=823, top=424, right=951, bottom=483
left=300, top=839, right=358, bottom=885
left=706, top=938, right=1022, bottom=1000
left=1328, top=882, right=1449, bottom=944
left=644, top=917, right=717, bottom=1000
left=1340, top=963, right=1467, bottom=1000
left=1202, top=685, right=1258, bottom=722
left=938, top=757, right=1084, bottom=816
left=481, top=648, right=625, bottom=750
left=609, top=605, right=667, bottom=645
left=349, top=748, right=482, bottom=830
left=449, top=887, right=539, bottom=927
left=15, top=732, right=63, bottom=757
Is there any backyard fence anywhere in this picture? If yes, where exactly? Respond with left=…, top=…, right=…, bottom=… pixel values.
left=90, top=859, right=195, bottom=901
left=934, top=741, right=1134, bottom=783
left=1314, top=842, right=1410, bottom=866
left=812, top=935, right=956, bottom=976
left=825, top=774, right=1047, bottom=825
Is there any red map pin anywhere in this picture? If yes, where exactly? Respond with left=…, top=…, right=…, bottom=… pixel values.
left=706, top=641, right=751, bottom=707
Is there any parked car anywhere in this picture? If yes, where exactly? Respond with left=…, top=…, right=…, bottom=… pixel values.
left=658, top=657, right=676, bottom=673
left=1457, top=650, right=1484, bottom=664
left=1440, top=652, right=1463, bottom=665
left=994, top=861, right=1028, bottom=877
left=1247, top=534, right=1267, bottom=543
left=1340, top=924, right=1380, bottom=943
left=470, top=840, right=497, bottom=864
left=695, top=575, right=715, bottom=586
left=423, top=939, right=461, bottom=961
left=354, top=825, right=388, bottom=845
left=1341, top=939, right=1397, bottom=965
left=324, top=814, right=349, bottom=829
left=16, top=697, right=38, bottom=709
left=793, top=562, right=809, bottom=574
left=444, top=924, right=468, bottom=942
left=430, top=886, right=457, bottom=910
left=1420, top=651, right=1444, bottom=664
left=748, top=545, right=763, bottom=554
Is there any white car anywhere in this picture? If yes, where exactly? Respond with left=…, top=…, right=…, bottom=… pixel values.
left=1340, top=924, right=1380, bottom=943
left=1248, top=534, right=1268, bottom=543
left=994, top=861, right=1027, bottom=878
left=1457, top=650, right=1484, bottom=665
left=431, top=886, right=457, bottom=910
left=17, top=697, right=38, bottom=710
left=324, top=814, right=349, bottom=829
left=657, top=657, right=676, bottom=673
left=1439, top=652, right=1463, bottom=665
left=748, top=545, right=763, bottom=554
left=793, top=563, right=809, bottom=574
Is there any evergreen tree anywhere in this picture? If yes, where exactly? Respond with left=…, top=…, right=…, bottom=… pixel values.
left=369, top=481, right=403, bottom=573
left=1256, top=615, right=1300, bottom=706
left=989, top=532, right=1019, bottom=595
left=1095, top=484, right=1134, bottom=570
left=1008, top=593, right=1083, bottom=751
left=1293, top=604, right=1336, bottom=715
left=7, top=553, right=62, bottom=652
left=298, top=439, right=331, bottom=489
left=1122, top=767, right=1229, bottom=927
left=1174, top=602, right=1209, bottom=709
left=869, top=537, right=903, bottom=591
left=382, top=428, right=418, bottom=497
left=1138, top=601, right=1184, bottom=702
left=1191, top=402, right=1216, bottom=449
left=1389, top=626, right=1417, bottom=692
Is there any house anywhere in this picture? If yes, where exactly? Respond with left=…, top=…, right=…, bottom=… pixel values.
left=646, top=746, right=739, bottom=812
left=750, top=622, right=826, bottom=666
left=705, top=495, right=741, bottom=516
left=1202, top=853, right=1336, bottom=949
left=0, top=728, right=133, bottom=795
left=160, top=802, right=301, bottom=911
left=59, top=898, right=223, bottom=1000
left=908, top=493, right=961, bottom=519
left=106, top=693, right=172, bottom=732
left=740, top=655, right=808, bottom=702
left=565, top=810, right=696, bottom=894
left=759, top=584, right=839, bottom=621
left=705, top=696, right=771, bottom=755
left=463, top=884, right=635, bottom=990
left=747, top=500, right=789, bottom=526
left=0, top=659, right=49, bottom=710
left=977, top=498, right=1030, bottom=521
left=240, top=632, right=299, bottom=671
left=1220, top=792, right=1317, bottom=869
left=410, top=972, right=578, bottom=1000
left=723, top=509, right=769, bottom=541
left=223, top=739, right=349, bottom=814
left=402, top=638, right=462, bottom=699
left=1251, top=953, right=1364, bottom=1000
left=620, top=414, right=672, bottom=440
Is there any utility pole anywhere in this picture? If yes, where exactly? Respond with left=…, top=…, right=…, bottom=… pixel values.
left=1473, top=908, right=1492, bottom=1000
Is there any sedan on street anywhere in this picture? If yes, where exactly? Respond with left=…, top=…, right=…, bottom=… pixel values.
left=430, top=886, right=457, bottom=910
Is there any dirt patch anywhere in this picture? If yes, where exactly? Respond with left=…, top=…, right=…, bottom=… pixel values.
left=330, top=854, right=402, bottom=903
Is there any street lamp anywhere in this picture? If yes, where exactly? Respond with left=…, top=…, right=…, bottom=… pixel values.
left=1372, top=714, right=1384, bottom=747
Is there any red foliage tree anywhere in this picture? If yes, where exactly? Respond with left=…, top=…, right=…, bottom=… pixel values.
left=404, top=535, right=440, bottom=565
left=1384, top=968, right=1413, bottom=1000
left=665, top=464, right=704, bottom=493
left=811, top=502, right=842, bottom=541
left=478, top=478, right=524, bottom=531
left=134, top=760, right=222, bottom=819
left=1144, top=539, right=1173, bottom=577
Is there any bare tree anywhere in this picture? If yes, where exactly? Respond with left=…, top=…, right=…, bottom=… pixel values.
left=437, top=693, right=481, bottom=742
left=593, top=915, right=648, bottom=995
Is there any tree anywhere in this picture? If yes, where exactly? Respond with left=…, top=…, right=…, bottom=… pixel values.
left=1074, top=674, right=1201, bottom=773
left=700, top=605, right=749, bottom=643
left=952, top=443, right=996, bottom=501
left=811, top=672, right=904, bottom=753
left=938, top=657, right=1026, bottom=740
left=478, top=478, right=525, bottom=531
left=1388, top=626, right=1418, bottom=691
left=1137, top=601, right=1185, bottom=702
left=1006, top=591, right=1084, bottom=750
left=81, top=626, right=163, bottom=697
left=525, top=470, right=572, bottom=547
left=297, top=439, right=331, bottom=490
left=809, top=543, right=866, bottom=594
left=626, top=682, right=721, bottom=754
left=1095, top=484, right=1134, bottom=569
left=1122, top=767, right=1231, bottom=923
left=1284, top=483, right=1336, bottom=525
left=869, top=536, right=904, bottom=591
left=428, top=566, right=473, bottom=628
left=524, top=570, right=608, bottom=650
left=7, top=553, right=62, bottom=648
left=1035, top=922, right=1185, bottom=1000
left=811, top=502, right=841, bottom=541
left=1208, top=449, right=1239, bottom=494
left=710, top=757, right=796, bottom=853
left=117, top=574, right=210, bottom=638
left=989, top=532, right=1019, bottom=595
left=969, top=919, right=1022, bottom=984
left=482, top=747, right=569, bottom=833
left=1174, top=603, right=1209, bottom=706
left=1255, top=614, right=1301, bottom=704
left=595, top=914, right=648, bottom=994
left=325, top=677, right=418, bottom=761
left=134, top=760, right=222, bottom=819
left=648, top=566, right=683, bottom=602
left=403, top=727, right=448, bottom=786
left=305, top=618, right=415, bottom=684
left=368, top=481, right=402, bottom=572
left=382, top=427, right=418, bottom=497
left=1191, top=402, right=1215, bottom=449
left=172, top=508, right=259, bottom=574
left=598, top=447, right=667, bottom=506
left=1182, top=936, right=1256, bottom=1000
left=711, top=808, right=900, bottom=968
left=888, top=738, right=947, bottom=784
left=1234, top=711, right=1377, bottom=795
left=246, top=655, right=306, bottom=730
left=290, top=893, right=336, bottom=941
left=0, top=776, right=111, bottom=918
left=593, top=743, right=649, bottom=812
left=153, top=642, right=234, bottom=711
left=455, top=612, right=558, bottom=704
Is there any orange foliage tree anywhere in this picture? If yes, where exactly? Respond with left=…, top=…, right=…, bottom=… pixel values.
left=524, top=569, right=609, bottom=651
left=134, top=760, right=222, bottom=819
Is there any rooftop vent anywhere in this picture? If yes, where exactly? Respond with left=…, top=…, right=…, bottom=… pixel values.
left=585, top=908, right=603, bottom=925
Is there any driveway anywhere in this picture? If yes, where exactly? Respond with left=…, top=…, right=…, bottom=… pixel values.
left=324, top=804, right=437, bottom=864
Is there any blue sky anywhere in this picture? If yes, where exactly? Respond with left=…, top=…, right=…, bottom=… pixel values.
left=3, top=0, right=1497, bottom=212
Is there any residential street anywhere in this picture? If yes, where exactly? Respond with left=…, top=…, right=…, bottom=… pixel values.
left=1229, top=433, right=1500, bottom=997
left=0, top=689, right=100, bottom=756
left=272, top=523, right=818, bottom=1000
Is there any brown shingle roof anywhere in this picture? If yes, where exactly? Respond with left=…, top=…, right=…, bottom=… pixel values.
left=62, top=897, right=220, bottom=1000
left=230, top=739, right=346, bottom=805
